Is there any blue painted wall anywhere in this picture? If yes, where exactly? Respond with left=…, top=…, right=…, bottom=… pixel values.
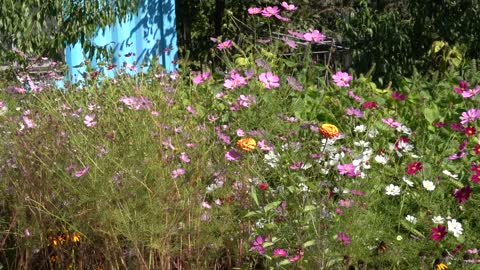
left=65, top=0, right=177, bottom=83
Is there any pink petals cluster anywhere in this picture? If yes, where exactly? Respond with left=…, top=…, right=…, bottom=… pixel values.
left=459, top=108, right=480, bottom=125
left=453, top=80, right=480, bottom=98
left=332, top=71, right=352, bottom=87
left=192, top=72, right=212, bottom=85
left=217, top=40, right=233, bottom=50
left=337, top=163, right=359, bottom=177
left=119, top=96, right=153, bottom=111
left=224, top=72, right=247, bottom=89
left=248, top=2, right=297, bottom=21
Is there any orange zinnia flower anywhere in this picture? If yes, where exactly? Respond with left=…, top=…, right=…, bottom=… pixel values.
left=319, top=124, right=339, bottom=139
left=237, top=138, right=257, bottom=151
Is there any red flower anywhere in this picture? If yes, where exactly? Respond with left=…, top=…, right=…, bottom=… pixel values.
left=453, top=185, right=472, bottom=203
left=430, top=225, right=447, bottom=241
left=465, top=126, right=476, bottom=136
left=362, top=101, right=378, bottom=109
left=471, top=162, right=480, bottom=173
left=406, top=161, right=423, bottom=175
left=471, top=173, right=480, bottom=183
left=474, top=144, right=480, bottom=155
left=258, top=183, right=269, bottom=190
left=391, top=91, right=407, bottom=101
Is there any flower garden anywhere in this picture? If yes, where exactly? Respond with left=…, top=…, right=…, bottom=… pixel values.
left=1, top=2, right=480, bottom=270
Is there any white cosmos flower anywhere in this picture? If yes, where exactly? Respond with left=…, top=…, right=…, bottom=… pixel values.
left=367, top=128, right=379, bottom=138
left=374, top=155, right=388, bottom=164
left=385, top=184, right=401, bottom=196
left=402, top=176, right=414, bottom=187
left=405, top=215, right=417, bottom=224
left=447, top=219, right=463, bottom=237
left=432, top=216, right=445, bottom=224
left=354, top=140, right=370, bottom=147
left=422, top=180, right=435, bottom=191
left=354, top=125, right=367, bottom=133
left=442, top=170, right=459, bottom=179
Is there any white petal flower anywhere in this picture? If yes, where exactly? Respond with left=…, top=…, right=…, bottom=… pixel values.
left=447, top=219, right=463, bottom=237
left=385, top=184, right=401, bottom=196
left=354, top=125, right=367, bottom=133
left=432, top=216, right=445, bottom=224
left=405, top=215, right=417, bottom=224
left=422, top=180, right=435, bottom=191
left=374, top=155, right=388, bottom=164
left=442, top=170, right=459, bottom=179
left=402, top=176, right=414, bottom=187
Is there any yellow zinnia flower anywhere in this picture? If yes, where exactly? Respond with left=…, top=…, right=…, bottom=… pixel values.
left=435, top=263, right=448, bottom=270
left=319, top=123, right=339, bottom=139
left=72, top=232, right=81, bottom=243
left=237, top=138, right=257, bottom=151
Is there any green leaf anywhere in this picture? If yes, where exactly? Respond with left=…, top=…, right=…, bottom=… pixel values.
left=264, top=201, right=281, bottom=212
left=244, top=211, right=260, bottom=218
left=302, top=240, right=316, bottom=248
left=278, top=259, right=291, bottom=266
left=250, top=185, right=259, bottom=207
left=303, top=205, right=317, bottom=212
left=423, top=105, right=440, bottom=124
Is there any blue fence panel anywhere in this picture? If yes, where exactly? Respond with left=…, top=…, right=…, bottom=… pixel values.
left=65, top=0, right=178, bottom=83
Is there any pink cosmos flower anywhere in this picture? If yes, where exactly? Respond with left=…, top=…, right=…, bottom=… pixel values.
left=225, top=150, right=241, bottom=161
left=454, top=80, right=469, bottom=94
left=303, top=30, right=326, bottom=42
left=337, top=163, right=358, bottom=177
left=171, top=168, right=186, bottom=179
left=288, top=253, right=303, bottom=262
left=346, top=107, right=364, bottom=118
left=224, top=73, right=247, bottom=89
left=286, top=76, right=303, bottom=91
left=217, top=40, right=233, bottom=50
left=382, top=118, right=402, bottom=128
left=237, top=94, right=256, bottom=108
left=192, top=72, right=211, bottom=85
left=337, top=233, right=352, bottom=246
left=84, top=114, right=97, bottom=127
left=250, top=235, right=266, bottom=254
left=290, top=161, right=304, bottom=170
left=179, top=152, right=190, bottom=163
left=460, top=86, right=480, bottom=98
left=283, top=38, right=297, bottom=49
left=22, top=116, right=36, bottom=129
left=258, top=140, right=274, bottom=151
left=258, top=72, right=280, bottom=89
left=348, top=90, right=363, bottom=102
left=460, top=108, right=480, bottom=125
left=281, top=2, right=298, bottom=10
left=261, top=6, right=280, bottom=17
left=332, top=71, right=352, bottom=87
left=74, top=166, right=90, bottom=178
left=273, top=248, right=288, bottom=257
left=248, top=7, right=262, bottom=14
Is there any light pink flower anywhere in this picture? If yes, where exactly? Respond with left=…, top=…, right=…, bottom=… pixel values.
left=224, top=73, right=247, bottom=89
left=332, top=71, right=352, bottom=87
left=382, top=117, right=402, bottom=128
left=180, top=152, right=190, bottom=163
left=74, top=166, right=90, bottom=178
left=225, top=150, right=241, bottom=161
left=460, top=108, right=480, bottom=125
left=303, top=30, right=326, bottom=42
left=171, top=168, right=186, bottom=179
left=236, top=128, right=245, bottom=137
left=337, top=163, right=358, bottom=177
left=258, top=72, right=280, bottom=89
left=281, top=2, right=298, bottom=10
left=192, top=72, right=211, bottom=85
left=22, top=116, right=36, bottom=129
left=248, top=7, right=262, bottom=14
left=261, top=6, right=280, bottom=17
left=84, top=114, right=97, bottom=127
left=273, top=248, right=288, bottom=257
left=258, top=140, right=274, bottom=151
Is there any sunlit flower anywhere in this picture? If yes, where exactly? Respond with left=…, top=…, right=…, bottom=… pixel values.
left=281, top=2, right=297, bottom=10
left=402, top=176, right=414, bottom=187
left=192, top=72, right=211, bottom=85
left=273, top=248, right=288, bottom=257
left=382, top=117, right=401, bottom=128
left=248, top=7, right=262, bottom=14
left=74, top=166, right=90, bottom=178
left=460, top=108, right=480, bottom=125
left=319, top=123, right=339, bottom=138
left=261, top=6, right=280, bottom=17
left=237, top=138, right=257, bottom=151
left=303, top=30, right=326, bottom=42
left=84, top=114, right=97, bottom=127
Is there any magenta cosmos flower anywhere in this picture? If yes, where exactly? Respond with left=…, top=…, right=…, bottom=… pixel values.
left=337, top=163, right=358, bottom=177
left=430, top=225, right=447, bottom=241
left=192, top=72, right=211, bottom=85
left=453, top=185, right=472, bottom=203
left=225, top=150, right=241, bottom=161
left=74, top=166, right=90, bottom=178
left=337, top=233, right=352, bottom=246
left=332, top=71, right=352, bottom=87
left=406, top=161, right=422, bottom=175
left=250, top=235, right=266, bottom=254
left=258, top=72, right=280, bottom=89
left=273, top=248, right=288, bottom=257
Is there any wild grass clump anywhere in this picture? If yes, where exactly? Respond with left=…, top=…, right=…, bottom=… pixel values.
left=2, top=2, right=480, bottom=270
